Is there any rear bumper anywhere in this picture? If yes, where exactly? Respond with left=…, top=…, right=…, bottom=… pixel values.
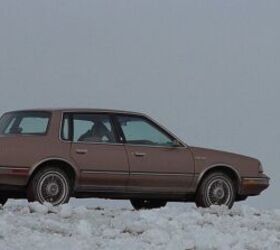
left=239, top=175, right=270, bottom=196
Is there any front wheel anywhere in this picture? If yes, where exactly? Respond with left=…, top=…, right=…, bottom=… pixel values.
left=130, top=199, right=167, bottom=210
left=27, top=167, right=71, bottom=206
left=195, top=172, right=236, bottom=208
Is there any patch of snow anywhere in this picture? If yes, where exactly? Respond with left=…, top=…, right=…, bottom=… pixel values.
left=76, top=220, right=92, bottom=237
left=59, top=204, right=73, bottom=218
left=29, top=202, right=49, bottom=214
left=0, top=200, right=280, bottom=249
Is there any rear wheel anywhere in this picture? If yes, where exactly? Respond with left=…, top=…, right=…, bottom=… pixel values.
left=130, top=199, right=167, bottom=210
left=195, top=171, right=236, bottom=208
left=27, top=167, right=71, bottom=206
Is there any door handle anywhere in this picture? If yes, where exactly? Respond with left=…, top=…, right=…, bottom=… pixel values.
left=76, top=149, right=88, bottom=155
left=134, top=152, right=146, bottom=157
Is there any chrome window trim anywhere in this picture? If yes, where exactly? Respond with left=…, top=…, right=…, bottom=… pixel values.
left=115, top=114, right=188, bottom=148
left=59, top=111, right=122, bottom=145
left=0, top=111, right=52, bottom=137
left=58, top=111, right=188, bottom=149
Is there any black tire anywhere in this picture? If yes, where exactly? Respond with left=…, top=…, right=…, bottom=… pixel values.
left=195, top=171, right=236, bottom=209
left=130, top=199, right=167, bottom=210
left=27, top=167, right=71, bottom=206
left=0, top=197, right=8, bottom=206
left=236, top=195, right=248, bottom=202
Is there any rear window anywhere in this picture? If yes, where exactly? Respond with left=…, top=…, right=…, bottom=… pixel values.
left=0, top=111, right=51, bottom=135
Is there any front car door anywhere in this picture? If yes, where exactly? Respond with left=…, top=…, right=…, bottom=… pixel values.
left=62, top=112, right=129, bottom=192
left=115, top=114, right=195, bottom=194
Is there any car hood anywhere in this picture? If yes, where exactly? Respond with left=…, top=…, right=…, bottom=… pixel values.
left=189, top=146, right=257, bottom=161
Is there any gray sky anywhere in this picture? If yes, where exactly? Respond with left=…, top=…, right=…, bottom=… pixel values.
left=0, top=0, right=279, bottom=208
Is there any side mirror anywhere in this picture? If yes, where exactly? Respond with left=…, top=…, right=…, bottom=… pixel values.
left=172, top=139, right=181, bottom=147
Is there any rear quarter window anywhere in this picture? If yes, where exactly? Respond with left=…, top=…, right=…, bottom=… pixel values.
left=0, top=111, right=51, bottom=135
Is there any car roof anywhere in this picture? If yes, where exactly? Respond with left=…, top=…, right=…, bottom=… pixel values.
left=8, top=108, right=146, bottom=116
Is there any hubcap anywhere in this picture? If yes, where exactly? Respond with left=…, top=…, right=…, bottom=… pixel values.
left=213, top=187, right=225, bottom=199
left=46, top=183, right=59, bottom=196
left=37, top=172, right=68, bottom=206
left=206, top=178, right=232, bottom=206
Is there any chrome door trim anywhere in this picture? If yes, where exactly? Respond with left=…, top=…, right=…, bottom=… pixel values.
left=81, top=170, right=129, bottom=175
left=130, top=172, right=194, bottom=177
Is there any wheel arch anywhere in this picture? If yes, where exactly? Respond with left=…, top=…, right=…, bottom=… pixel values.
left=196, top=164, right=241, bottom=193
left=28, top=158, right=79, bottom=187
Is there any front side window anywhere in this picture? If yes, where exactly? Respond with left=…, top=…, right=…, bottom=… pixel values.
left=117, top=115, right=173, bottom=146
left=0, top=111, right=51, bottom=135
left=72, top=113, right=116, bottom=143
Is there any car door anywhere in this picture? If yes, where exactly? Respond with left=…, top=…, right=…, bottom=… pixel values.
left=65, top=113, right=129, bottom=192
left=115, top=114, right=195, bottom=194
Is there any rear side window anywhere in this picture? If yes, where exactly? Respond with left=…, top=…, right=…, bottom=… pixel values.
left=61, top=113, right=117, bottom=143
left=0, top=112, right=51, bottom=135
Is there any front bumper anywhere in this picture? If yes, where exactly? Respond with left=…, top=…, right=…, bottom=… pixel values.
left=239, top=174, right=270, bottom=196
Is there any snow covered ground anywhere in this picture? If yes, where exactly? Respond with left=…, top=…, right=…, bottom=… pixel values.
left=0, top=199, right=279, bottom=250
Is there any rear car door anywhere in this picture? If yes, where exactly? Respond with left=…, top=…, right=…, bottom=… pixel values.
left=63, top=113, right=129, bottom=192
left=115, top=114, right=195, bottom=194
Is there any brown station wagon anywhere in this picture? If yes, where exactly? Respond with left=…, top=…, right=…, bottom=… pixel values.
left=0, top=109, right=269, bottom=209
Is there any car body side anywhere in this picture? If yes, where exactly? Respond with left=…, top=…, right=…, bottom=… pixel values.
left=0, top=109, right=269, bottom=201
